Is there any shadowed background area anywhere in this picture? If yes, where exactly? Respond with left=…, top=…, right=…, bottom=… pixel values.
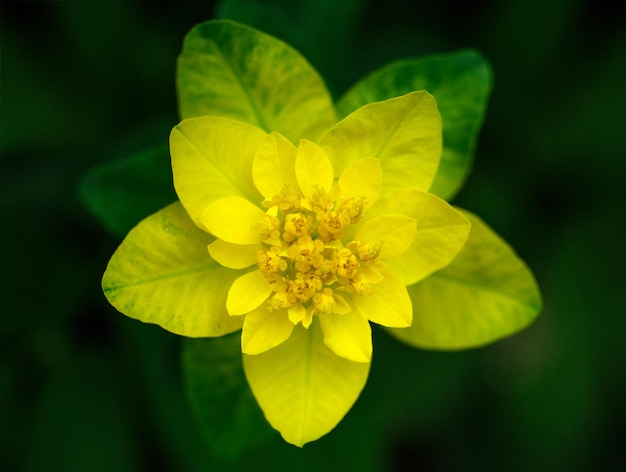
left=1, top=0, right=625, bottom=470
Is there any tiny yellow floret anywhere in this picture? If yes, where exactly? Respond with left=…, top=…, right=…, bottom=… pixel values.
left=283, top=213, right=312, bottom=241
left=251, top=180, right=386, bottom=327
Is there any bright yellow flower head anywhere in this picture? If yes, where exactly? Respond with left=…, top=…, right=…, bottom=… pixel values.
left=103, top=91, right=473, bottom=446
left=98, top=19, right=543, bottom=451
left=208, top=134, right=421, bottom=361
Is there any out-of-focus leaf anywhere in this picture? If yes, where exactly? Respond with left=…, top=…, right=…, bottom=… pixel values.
left=79, top=145, right=175, bottom=238
left=23, top=354, right=138, bottom=472
left=176, top=19, right=336, bottom=143
left=214, top=0, right=368, bottom=95
left=337, top=50, right=492, bottom=201
left=388, top=210, right=541, bottom=350
left=182, top=333, right=275, bottom=461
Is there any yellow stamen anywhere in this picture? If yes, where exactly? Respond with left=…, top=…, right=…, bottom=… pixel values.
left=254, top=184, right=385, bottom=328
left=349, top=240, right=383, bottom=262
left=337, top=248, right=359, bottom=279
left=313, top=288, right=336, bottom=313
left=283, top=213, right=312, bottom=242
left=254, top=214, right=280, bottom=241
left=257, top=247, right=287, bottom=273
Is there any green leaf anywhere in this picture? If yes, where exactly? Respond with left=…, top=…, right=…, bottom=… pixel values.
left=182, top=333, right=276, bottom=461
left=336, top=50, right=493, bottom=201
left=102, top=202, right=244, bottom=337
left=79, top=145, right=176, bottom=238
left=177, top=19, right=336, bottom=143
left=388, top=209, right=542, bottom=350
left=215, top=0, right=368, bottom=95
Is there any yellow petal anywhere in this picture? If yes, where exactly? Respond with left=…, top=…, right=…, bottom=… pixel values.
left=208, top=239, right=260, bottom=269
left=361, top=267, right=384, bottom=285
left=320, top=91, right=441, bottom=194
left=241, top=306, right=295, bottom=355
left=243, top=321, right=370, bottom=446
left=388, top=210, right=542, bottom=349
left=226, top=269, right=272, bottom=316
left=338, top=158, right=382, bottom=208
left=288, top=303, right=306, bottom=325
left=170, top=116, right=266, bottom=226
left=301, top=308, right=314, bottom=329
left=102, top=202, right=243, bottom=337
left=354, top=214, right=417, bottom=259
left=350, top=273, right=412, bottom=327
left=199, top=196, right=266, bottom=245
left=295, top=139, right=334, bottom=201
left=318, top=312, right=372, bottom=363
left=252, top=132, right=299, bottom=200
left=333, top=293, right=351, bottom=314
left=369, top=190, right=470, bottom=285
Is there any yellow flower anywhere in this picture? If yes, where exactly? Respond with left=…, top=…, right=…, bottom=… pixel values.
left=216, top=136, right=422, bottom=354
left=102, top=91, right=471, bottom=446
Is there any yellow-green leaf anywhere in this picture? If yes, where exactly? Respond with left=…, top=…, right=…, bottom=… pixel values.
left=102, top=202, right=243, bottom=337
left=369, top=190, right=471, bottom=285
left=170, top=116, right=266, bottom=226
left=388, top=210, right=542, bottom=350
left=243, top=320, right=370, bottom=446
left=320, top=91, right=441, bottom=195
left=177, top=19, right=336, bottom=143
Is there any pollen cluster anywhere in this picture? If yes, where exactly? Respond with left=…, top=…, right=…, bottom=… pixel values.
left=255, top=185, right=384, bottom=328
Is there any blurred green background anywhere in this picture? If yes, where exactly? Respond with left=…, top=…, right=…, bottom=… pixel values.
left=2, top=0, right=625, bottom=470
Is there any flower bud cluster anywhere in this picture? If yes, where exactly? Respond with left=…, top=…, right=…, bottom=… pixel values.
left=256, top=184, right=385, bottom=325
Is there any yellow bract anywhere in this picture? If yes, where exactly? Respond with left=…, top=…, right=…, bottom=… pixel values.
left=294, top=140, right=334, bottom=201
left=207, top=239, right=258, bottom=269
left=252, top=132, right=298, bottom=200
left=103, top=91, right=472, bottom=447
left=388, top=210, right=542, bottom=349
left=320, top=91, right=442, bottom=195
left=170, top=116, right=266, bottom=222
left=243, top=322, right=370, bottom=447
left=200, top=196, right=267, bottom=244
left=226, top=269, right=272, bottom=316
left=221, top=137, right=415, bottom=361
left=241, top=305, right=295, bottom=354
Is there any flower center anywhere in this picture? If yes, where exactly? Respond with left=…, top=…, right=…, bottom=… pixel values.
left=255, top=185, right=383, bottom=327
